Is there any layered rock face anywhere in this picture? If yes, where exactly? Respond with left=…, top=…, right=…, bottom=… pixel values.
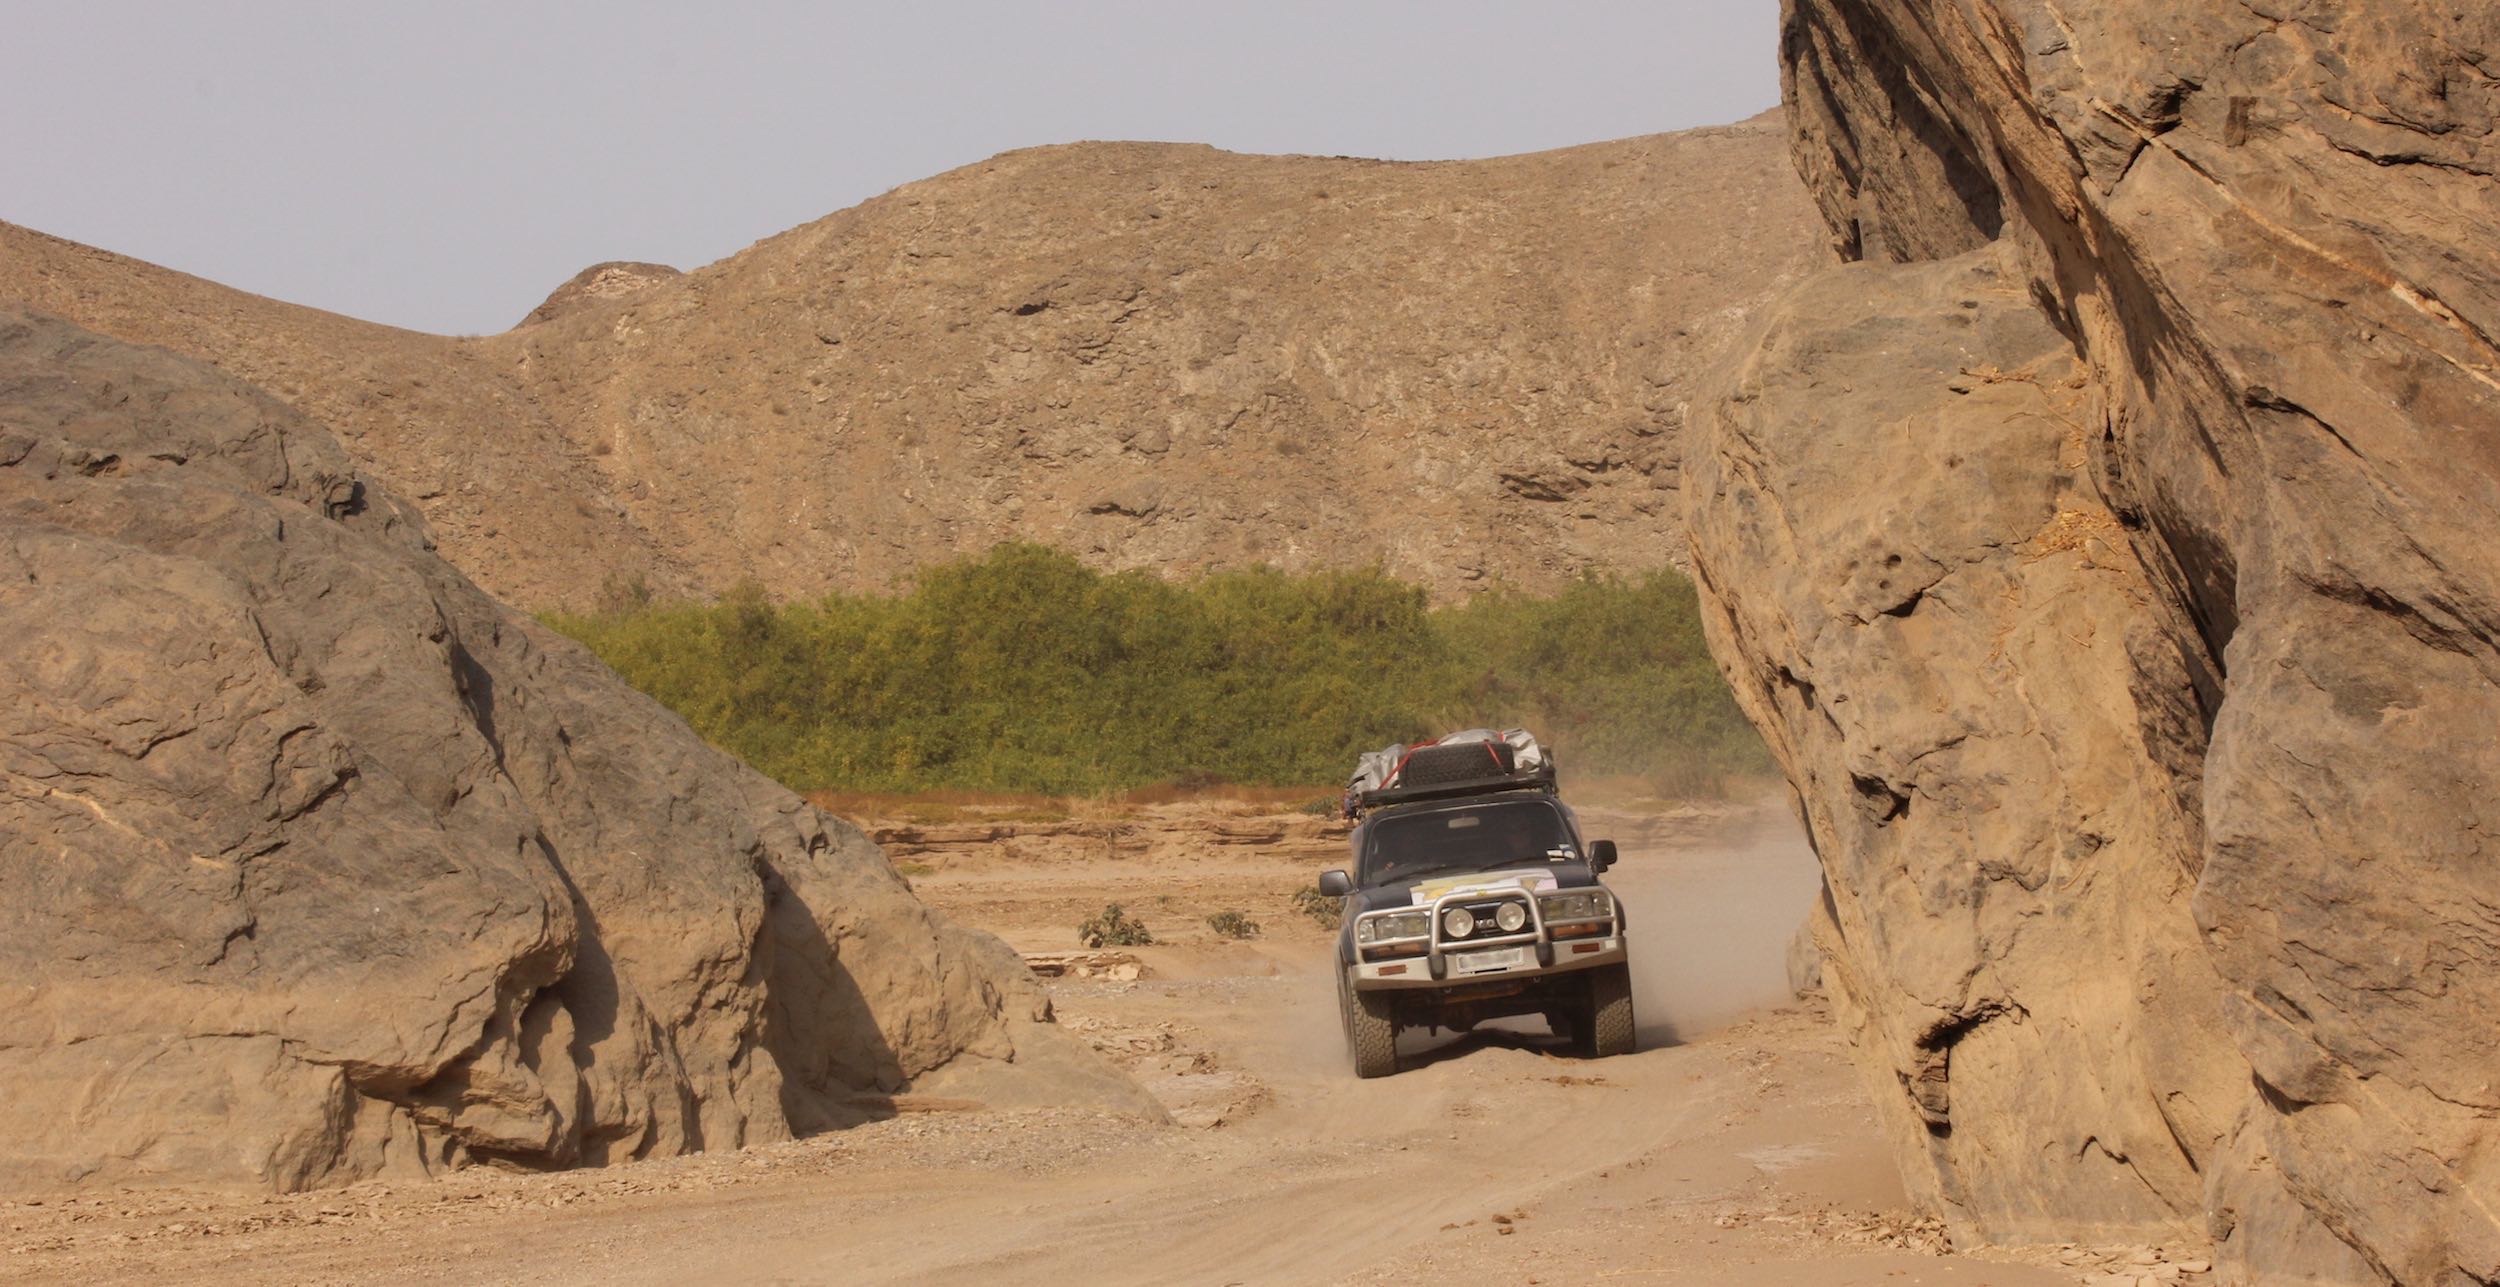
left=0, top=310, right=1151, bottom=1192
left=1688, top=4, right=2500, bottom=1283
left=0, top=116, right=1818, bottom=607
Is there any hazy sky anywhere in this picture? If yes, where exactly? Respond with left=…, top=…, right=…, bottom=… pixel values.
left=4, top=2, right=1781, bottom=335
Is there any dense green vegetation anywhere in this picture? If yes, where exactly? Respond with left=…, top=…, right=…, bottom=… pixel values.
left=548, top=545, right=1766, bottom=796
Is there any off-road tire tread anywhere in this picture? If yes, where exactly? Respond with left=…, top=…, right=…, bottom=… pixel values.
left=1581, top=963, right=1636, bottom=1059
left=1342, top=967, right=1400, bottom=1078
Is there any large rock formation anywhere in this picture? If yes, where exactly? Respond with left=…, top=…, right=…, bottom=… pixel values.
left=0, top=116, right=1819, bottom=607
left=1688, top=4, right=2500, bottom=1283
left=0, top=310, right=1152, bottom=1193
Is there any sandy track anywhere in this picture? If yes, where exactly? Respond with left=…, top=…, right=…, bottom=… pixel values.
left=1, top=804, right=2199, bottom=1285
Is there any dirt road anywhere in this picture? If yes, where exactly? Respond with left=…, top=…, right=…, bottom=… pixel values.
left=1, top=802, right=2205, bottom=1285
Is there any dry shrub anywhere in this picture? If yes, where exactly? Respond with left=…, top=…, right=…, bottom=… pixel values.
left=1205, top=910, right=1261, bottom=940
left=1292, top=885, right=1343, bottom=927
left=1078, top=904, right=1154, bottom=948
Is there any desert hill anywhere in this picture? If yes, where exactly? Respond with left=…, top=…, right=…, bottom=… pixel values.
left=0, top=113, right=1818, bottom=607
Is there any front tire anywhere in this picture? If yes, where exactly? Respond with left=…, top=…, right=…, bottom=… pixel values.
left=1576, top=963, right=1636, bottom=1059
left=1341, top=966, right=1400, bottom=1078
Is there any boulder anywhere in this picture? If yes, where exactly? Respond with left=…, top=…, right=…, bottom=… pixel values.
left=0, top=310, right=1155, bottom=1193
left=1689, top=4, right=2500, bottom=1282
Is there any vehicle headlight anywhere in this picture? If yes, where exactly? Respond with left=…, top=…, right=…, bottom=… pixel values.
left=1539, top=890, right=1613, bottom=923
left=1442, top=906, right=1476, bottom=939
left=1494, top=902, right=1528, bottom=933
left=1356, top=910, right=1430, bottom=944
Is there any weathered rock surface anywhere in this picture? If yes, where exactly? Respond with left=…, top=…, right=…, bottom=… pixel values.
left=0, top=310, right=1155, bottom=1193
left=1690, top=4, right=2500, bottom=1283
left=519, top=260, right=683, bottom=328
left=0, top=116, right=1819, bottom=606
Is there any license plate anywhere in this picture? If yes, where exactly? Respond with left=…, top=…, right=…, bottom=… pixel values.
left=1452, top=946, right=1528, bottom=975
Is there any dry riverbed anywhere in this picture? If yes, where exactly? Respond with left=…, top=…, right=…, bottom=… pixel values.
left=2, top=799, right=2212, bottom=1285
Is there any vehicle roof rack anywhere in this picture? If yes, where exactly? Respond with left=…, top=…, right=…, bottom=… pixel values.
left=1355, top=761, right=1558, bottom=811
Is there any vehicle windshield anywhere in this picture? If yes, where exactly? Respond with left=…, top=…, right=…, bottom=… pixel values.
left=1362, top=798, right=1572, bottom=887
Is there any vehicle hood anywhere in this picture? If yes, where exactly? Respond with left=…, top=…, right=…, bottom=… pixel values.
left=1351, top=862, right=1602, bottom=912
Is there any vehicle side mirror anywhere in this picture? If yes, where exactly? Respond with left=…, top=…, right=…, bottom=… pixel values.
left=1590, top=840, right=1618, bottom=873
left=1318, top=869, right=1353, bottom=898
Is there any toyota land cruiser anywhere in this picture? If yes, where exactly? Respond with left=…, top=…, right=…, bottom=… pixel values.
left=1321, top=734, right=1632, bottom=1078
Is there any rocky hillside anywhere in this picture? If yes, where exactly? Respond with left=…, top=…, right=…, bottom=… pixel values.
left=1688, top=6, right=2499, bottom=1284
left=0, top=114, right=1818, bottom=607
left=0, top=310, right=1152, bottom=1193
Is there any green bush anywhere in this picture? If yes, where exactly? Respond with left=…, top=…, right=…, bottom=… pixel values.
left=1430, top=570, right=1770, bottom=795
left=1205, top=910, right=1261, bottom=940
left=547, top=544, right=1767, bottom=796
left=1290, top=885, right=1344, bottom=928
left=1078, top=903, right=1155, bottom=948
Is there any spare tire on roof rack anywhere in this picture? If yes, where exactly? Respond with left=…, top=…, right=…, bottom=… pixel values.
left=1342, top=728, right=1555, bottom=817
left=1396, top=739, right=1516, bottom=786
